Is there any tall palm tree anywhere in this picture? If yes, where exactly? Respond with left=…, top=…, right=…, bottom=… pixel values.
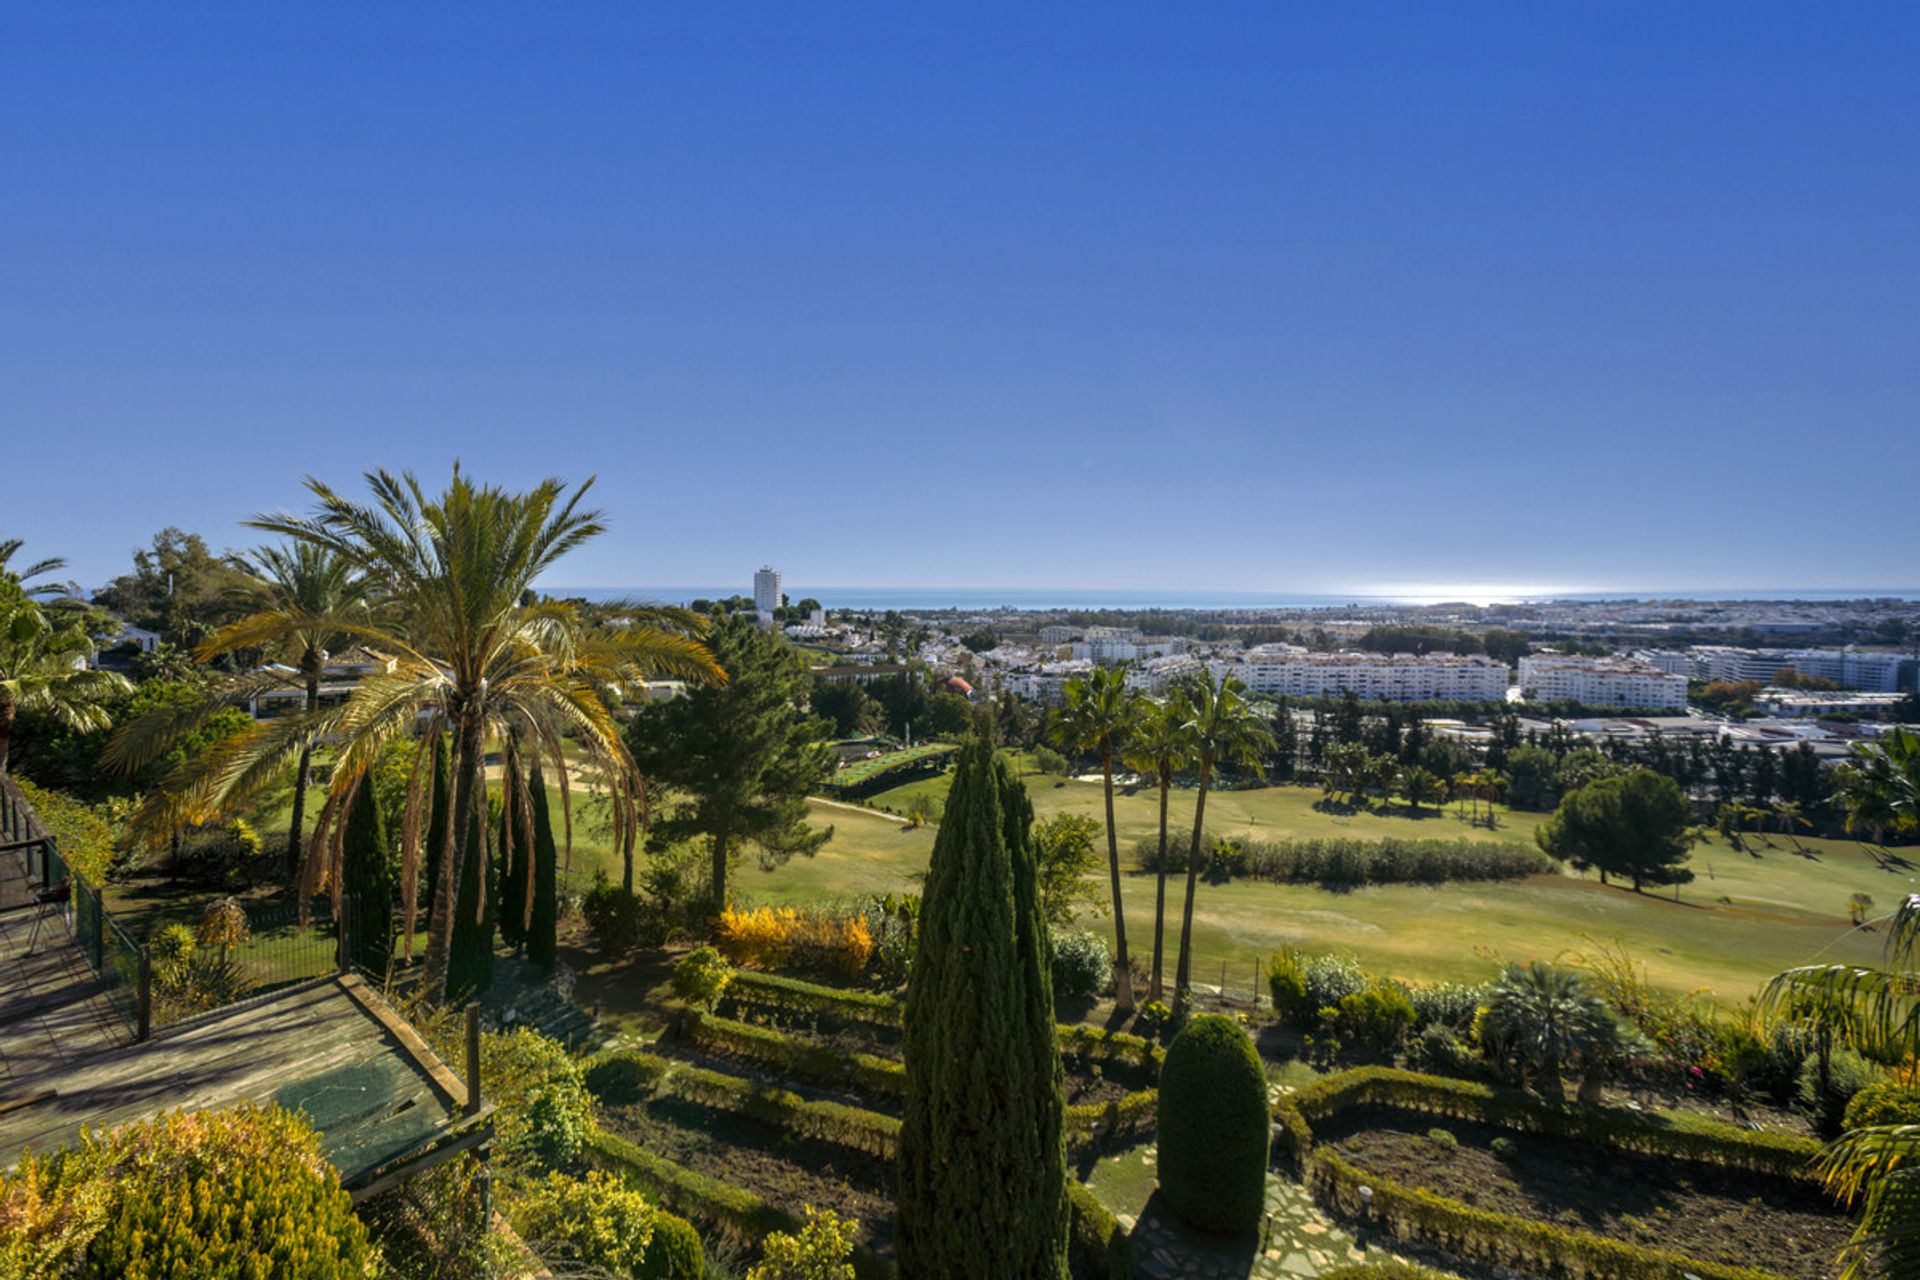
left=1170, top=671, right=1271, bottom=1015
left=231, top=543, right=371, bottom=880
left=1835, top=729, right=1920, bottom=849
left=0, top=542, right=130, bottom=776
left=113, top=469, right=723, bottom=999
left=1122, top=690, right=1197, bottom=1001
left=1764, top=894, right=1920, bottom=1278
left=1049, top=667, right=1144, bottom=1010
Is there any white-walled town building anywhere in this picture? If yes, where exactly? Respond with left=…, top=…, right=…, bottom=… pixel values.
left=1518, top=655, right=1688, bottom=709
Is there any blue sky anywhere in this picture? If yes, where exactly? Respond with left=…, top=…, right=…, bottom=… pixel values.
left=5, top=4, right=1916, bottom=596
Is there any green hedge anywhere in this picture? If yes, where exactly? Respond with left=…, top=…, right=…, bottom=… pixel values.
left=586, top=1049, right=900, bottom=1157
left=1276, top=1068, right=1825, bottom=1280
left=684, top=1008, right=907, bottom=1097
left=725, top=971, right=904, bottom=1029
left=1066, top=1179, right=1135, bottom=1280
left=1280, top=1067, right=1820, bottom=1178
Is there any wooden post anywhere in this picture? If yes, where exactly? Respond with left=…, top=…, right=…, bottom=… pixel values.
left=137, top=946, right=152, bottom=1042
left=464, top=1002, right=482, bottom=1117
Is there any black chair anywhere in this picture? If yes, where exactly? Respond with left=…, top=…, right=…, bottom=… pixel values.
left=22, top=882, right=71, bottom=958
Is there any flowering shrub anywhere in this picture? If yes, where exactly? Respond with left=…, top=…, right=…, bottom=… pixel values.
left=746, top=1205, right=858, bottom=1280
left=716, top=907, right=873, bottom=979
left=515, top=1170, right=657, bottom=1277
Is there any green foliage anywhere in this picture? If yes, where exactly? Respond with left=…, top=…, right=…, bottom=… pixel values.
left=628, top=613, right=834, bottom=909
left=1134, top=833, right=1549, bottom=885
left=479, top=1027, right=596, bottom=1172
left=723, top=969, right=903, bottom=1029
left=672, top=945, right=735, bottom=1010
left=1302, top=952, right=1368, bottom=1014
left=897, top=739, right=1068, bottom=1279
left=1535, top=767, right=1696, bottom=891
left=584, top=870, right=647, bottom=952
left=1136, top=999, right=1173, bottom=1033
left=1843, top=1082, right=1920, bottom=1132
left=1408, top=981, right=1488, bottom=1031
left=1483, top=961, right=1617, bottom=1097
left=357, top=1158, right=490, bottom=1280
left=637, top=1211, right=705, bottom=1280
left=1796, top=1048, right=1881, bottom=1137
left=1331, top=982, right=1417, bottom=1054
left=0, top=1103, right=370, bottom=1279
left=527, top=757, right=559, bottom=970
left=1030, top=744, right=1070, bottom=775
left=1266, top=948, right=1310, bottom=1025
left=518, top=1169, right=658, bottom=1276
left=1156, top=1013, right=1269, bottom=1234
left=343, top=779, right=393, bottom=977
left=1033, top=812, right=1104, bottom=927
left=1410, top=1024, right=1476, bottom=1077
left=1425, top=1127, right=1458, bottom=1154
left=1052, top=929, right=1112, bottom=1001
left=1489, top=1135, right=1519, bottom=1162
left=746, top=1205, right=858, bottom=1280
left=11, top=777, right=117, bottom=884
left=1065, top=1179, right=1135, bottom=1280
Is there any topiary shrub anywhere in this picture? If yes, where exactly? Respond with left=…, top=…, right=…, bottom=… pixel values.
left=1052, top=929, right=1111, bottom=1001
left=636, top=1210, right=705, bottom=1279
left=672, top=946, right=734, bottom=1011
left=1843, top=1081, right=1920, bottom=1132
left=0, top=1103, right=371, bottom=1279
left=1267, top=948, right=1310, bottom=1025
left=1157, top=1013, right=1269, bottom=1234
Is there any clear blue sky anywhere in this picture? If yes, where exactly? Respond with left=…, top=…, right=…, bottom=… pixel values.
left=6, top=4, right=1916, bottom=596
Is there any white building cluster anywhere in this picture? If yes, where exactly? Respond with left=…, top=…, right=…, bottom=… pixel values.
left=1632, top=645, right=1915, bottom=692
left=1207, top=646, right=1509, bottom=702
left=1517, top=655, right=1688, bottom=710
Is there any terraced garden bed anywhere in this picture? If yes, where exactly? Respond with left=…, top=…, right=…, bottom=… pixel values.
left=1316, top=1105, right=1848, bottom=1280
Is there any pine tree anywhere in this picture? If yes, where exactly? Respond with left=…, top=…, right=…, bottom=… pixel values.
left=342, top=776, right=393, bottom=977
left=897, top=738, right=1067, bottom=1279
left=446, top=795, right=494, bottom=1001
left=527, top=757, right=559, bottom=972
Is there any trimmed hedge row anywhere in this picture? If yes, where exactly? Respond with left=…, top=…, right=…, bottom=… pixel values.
left=1067, top=1178, right=1135, bottom=1280
left=679, top=1013, right=1152, bottom=1143
left=725, top=971, right=903, bottom=1029
left=1310, top=1148, right=1786, bottom=1280
left=1277, top=1068, right=1827, bottom=1280
left=590, top=1075, right=1133, bottom=1280
left=586, top=1128, right=895, bottom=1280
left=1279, top=1067, right=1821, bottom=1179
left=587, top=1049, right=900, bottom=1158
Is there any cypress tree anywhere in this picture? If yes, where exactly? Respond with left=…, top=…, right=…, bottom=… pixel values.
left=342, top=778, right=394, bottom=978
left=499, top=764, right=526, bottom=950
left=527, top=758, right=559, bottom=972
left=446, top=792, right=494, bottom=1002
left=421, top=733, right=452, bottom=919
left=897, top=738, right=1067, bottom=1279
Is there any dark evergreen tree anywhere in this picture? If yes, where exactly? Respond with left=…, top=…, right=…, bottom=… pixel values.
left=1536, top=768, right=1696, bottom=892
left=499, top=757, right=528, bottom=950
left=421, top=733, right=451, bottom=919
left=446, top=795, right=494, bottom=1001
left=527, top=757, right=559, bottom=971
left=1267, top=697, right=1298, bottom=781
left=628, top=613, right=833, bottom=910
left=897, top=739, right=1067, bottom=1279
left=1333, top=689, right=1364, bottom=745
left=342, top=776, right=393, bottom=978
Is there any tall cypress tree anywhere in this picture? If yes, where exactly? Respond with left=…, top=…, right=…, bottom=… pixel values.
left=897, top=738, right=1067, bottom=1279
left=527, top=757, right=559, bottom=972
left=446, top=792, right=494, bottom=1002
left=499, top=763, right=527, bottom=950
left=421, top=732, right=452, bottom=919
left=342, top=778, right=394, bottom=977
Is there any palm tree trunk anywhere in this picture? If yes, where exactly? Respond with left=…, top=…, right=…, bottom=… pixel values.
left=286, top=665, right=321, bottom=884
left=424, top=709, right=482, bottom=998
left=1173, top=755, right=1214, bottom=1015
left=1102, top=744, right=1134, bottom=1011
left=1151, top=769, right=1170, bottom=1001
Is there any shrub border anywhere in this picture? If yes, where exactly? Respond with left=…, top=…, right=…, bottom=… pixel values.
left=1275, top=1067, right=1826, bottom=1280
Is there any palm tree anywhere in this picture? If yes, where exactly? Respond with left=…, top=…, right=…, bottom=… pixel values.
left=1763, top=895, right=1920, bottom=1277
left=0, top=542, right=131, bottom=776
left=1773, top=799, right=1811, bottom=852
left=230, top=543, right=371, bottom=880
left=1170, top=671, right=1272, bottom=1015
left=1834, top=729, right=1920, bottom=849
left=114, top=469, right=723, bottom=999
left=1401, top=764, right=1446, bottom=813
left=1484, top=960, right=1615, bottom=1101
left=1049, top=667, right=1144, bottom=1010
left=1122, top=690, right=1197, bottom=1001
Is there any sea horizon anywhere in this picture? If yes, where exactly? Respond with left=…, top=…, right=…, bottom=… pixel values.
left=543, top=585, right=1920, bottom=612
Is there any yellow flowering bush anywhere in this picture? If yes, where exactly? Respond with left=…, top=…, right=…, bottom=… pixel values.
left=717, top=907, right=873, bottom=979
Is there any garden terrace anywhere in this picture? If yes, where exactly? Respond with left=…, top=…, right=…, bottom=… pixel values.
left=1276, top=1067, right=1847, bottom=1280
left=821, top=742, right=958, bottom=795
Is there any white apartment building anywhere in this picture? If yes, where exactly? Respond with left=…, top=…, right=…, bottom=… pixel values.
left=753, top=566, right=781, bottom=622
left=1001, top=660, right=1094, bottom=705
left=1207, top=646, right=1509, bottom=702
left=1069, top=634, right=1187, bottom=664
left=1126, top=654, right=1203, bottom=693
left=1518, top=655, right=1688, bottom=709
left=1039, top=625, right=1080, bottom=645
left=1633, top=645, right=1915, bottom=692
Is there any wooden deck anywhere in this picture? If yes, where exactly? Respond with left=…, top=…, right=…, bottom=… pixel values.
left=0, top=842, right=483, bottom=1192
